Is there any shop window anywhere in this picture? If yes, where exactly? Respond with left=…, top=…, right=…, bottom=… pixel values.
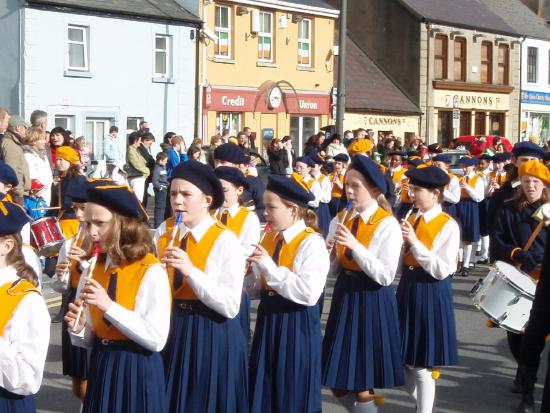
left=474, top=112, right=486, bottom=135
left=459, top=111, right=471, bottom=136
left=154, top=34, right=172, bottom=78
left=298, top=19, right=312, bottom=67
left=126, top=117, right=144, bottom=138
left=528, top=113, right=550, bottom=143
left=290, top=116, right=318, bottom=156
left=489, top=112, right=505, bottom=136
left=54, top=115, right=75, bottom=131
left=216, top=112, right=241, bottom=137
left=434, top=35, right=448, bottom=80
left=258, top=11, right=273, bottom=62
left=215, top=5, right=231, bottom=58
left=498, top=44, right=509, bottom=85
left=453, top=37, right=466, bottom=81
left=85, top=118, right=111, bottom=161
left=481, top=41, right=492, bottom=84
left=527, top=46, right=538, bottom=83
left=67, top=25, right=89, bottom=71
left=437, top=111, right=453, bottom=147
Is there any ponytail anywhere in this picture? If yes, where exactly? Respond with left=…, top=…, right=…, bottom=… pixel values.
left=376, top=193, right=393, bottom=213
left=280, top=198, right=320, bottom=233
left=3, top=233, right=38, bottom=287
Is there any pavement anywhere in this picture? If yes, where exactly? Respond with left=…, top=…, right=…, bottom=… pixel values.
left=35, top=262, right=548, bottom=413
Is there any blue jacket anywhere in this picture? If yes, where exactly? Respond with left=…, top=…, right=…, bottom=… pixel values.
left=167, top=148, right=188, bottom=177
left=24, top=195, right=47, bottom=220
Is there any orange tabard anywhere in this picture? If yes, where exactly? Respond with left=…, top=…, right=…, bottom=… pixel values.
left=403, top=212, right=451, bottom=267
left=216, top=208, right=250, bottom=238
left=329, top=173, right=345, bottom=199
left=0, top=279, right=40, bottom=337
left=460, top=174, right=481, bottom=199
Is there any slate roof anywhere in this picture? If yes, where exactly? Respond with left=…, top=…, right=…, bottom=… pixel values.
left=483, top=0, right=550, bottom=41
left=345, top=36, right=421, bottom=115
left=26, top=0, right=201, bottom=24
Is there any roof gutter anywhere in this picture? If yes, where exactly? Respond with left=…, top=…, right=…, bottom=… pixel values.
left=224, top=0, right=339, bottom=18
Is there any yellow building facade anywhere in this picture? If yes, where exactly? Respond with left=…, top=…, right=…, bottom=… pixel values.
left=198, top=0, right=338, bottom=156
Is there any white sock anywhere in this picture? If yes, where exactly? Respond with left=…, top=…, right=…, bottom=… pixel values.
left=475, top=241, right=481, bottom=253
left=413, top=368, right=436, bottom=413
left=404, top=365, right=418, bottom=401
left=336, top=392, right=356, bottom=412
left=353, top=399, right=378, bottom=413
left=481, top=236, right=490, bottom=259
left=463, top=244, right=473, bottom=268
left=458, top=245, right=463, bottom=263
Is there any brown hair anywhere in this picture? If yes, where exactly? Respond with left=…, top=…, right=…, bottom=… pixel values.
left=2, top=233, right=38, bottom=286
left=26, top=126, right=46, bottom=145
left=348, top=167, right=393, bottom=213
left=280, top=198, right=320, bottom=233
left=513, top=184, right=550, bottom=210
left=85, top=213, right=154, bottom=266
left=60, top=164, right=82, bottom=180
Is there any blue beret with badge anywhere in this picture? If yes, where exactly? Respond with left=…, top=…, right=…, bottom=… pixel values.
left=215, top=166, right=249, bottom=190
left=512, top=141, right=546, bottom=159
left=0, top=201, right=30, bottom=235
left=0, top=161, right=19, bottom=187
left=172, top=160, right=224, bottom=210
left=295, top=156, right=315, bottom=168
left=492, top=153, right=508, bottom=163
left=266, top=175, right=314, bottom=208
left=87, top=184, right=148, bottom=219
left=405, top=166, right=450, bottom=189
left=459, top=155, right=479, bottom=166
left=333, top=153, right=350, bottom=163
left=213, top=143, right=250, bottom=165
left=432, top=154, right=452, bottom=164
left=349, top=154, right=387, bottom=195
left=427, top=143, right=443, bottom=153
left=66, top=178, right=113, bottom=203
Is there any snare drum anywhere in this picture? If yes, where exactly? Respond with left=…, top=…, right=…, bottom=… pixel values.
left=471, top=261, right=536, bottom=333
left=30, top=217, right=65, bottom=257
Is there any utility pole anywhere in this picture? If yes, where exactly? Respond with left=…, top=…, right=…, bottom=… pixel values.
left=335, top=0, right=347, bottom=135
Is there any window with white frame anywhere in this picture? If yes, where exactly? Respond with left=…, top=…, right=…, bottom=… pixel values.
left=54, top=115, right=75, bottom=131
left=215, top=5, right=231, bottom=58
left=258, top=11, right=273, bottom=62
left=298, top=19, right=312, bottom=66
left=154, top=34, right=172, bottom=77
left=67, top=25, right=89, bottom=71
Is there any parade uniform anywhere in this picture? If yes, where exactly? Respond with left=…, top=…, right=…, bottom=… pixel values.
left=249, top=175, right=328, bottom=413
left=456, top=170, right=484, bottom=243
left=328, top=154, right=350, bottom=218
left=311, top=171, right=332, bottom=237
left=442, top=172, right=460, bottom=219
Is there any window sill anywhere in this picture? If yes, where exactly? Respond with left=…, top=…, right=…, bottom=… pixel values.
left=257, top=61, right=277, bottom=68
left=213, top=57, right=236, bottom=64
left=297, top=65, right=315, bottom=72
left=64, top=70, right=93, bottom=78
left=152, top=77, right=175, bottom=84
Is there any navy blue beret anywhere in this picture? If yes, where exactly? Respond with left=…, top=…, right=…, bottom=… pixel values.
left=333, top=153, right=350, bottom=163
left=432, top=154, right=452, bottom=164
left=388, top=151, right=406, bottom=158
left=502, top=152, right=513, bottom=160
left=213, top=143, right=250, bottom=165
left=295, top=156, right=315, bottom=168
left=407, top=157, right=425, bottom=167
left=266, top=175, right=314, bottom=208
left=492, top=153, right=508, bottom=163
left=479, top=154, right=493, bottom=161
left=407, top=151, right=419, bottom=158
left=459, top=156, right=479, bottom=166
left=87, top=184, right=147, bottom=219
left=311, top=155, right=325, bottom=165
left=172, top=160, right=224, bottom=210
left=513, top=142, right=546, bottom=159
left=0, top=202, right=30, bottom=235
left=405, top=166, right=450, bottom=189
left=215, top=166, right=249, bottom=190
left=427, top=143, right=443, bottom=153
left=0, top=162, right=18, bottom=186
left=350, top=155, right=387, bottom=195
left=66, top=178, right=113, bottom=203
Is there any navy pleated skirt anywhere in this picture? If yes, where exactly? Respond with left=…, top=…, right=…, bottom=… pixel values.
left=317, top=202, right=331, bottom=238
left=239, top=291, right=251, bottom=343
left=62, top=288, right=88, bottom=378
left=396, top=267, right=459, bottom=367
left=322, top=270, right=405, bottom=391
left=83, top=340, right=166, bottom=413
left=163, top=300, right=249, bottom=413
left=442, top=202, right=457, bottom=220
left=478, top=198, right=490, bottom=236
left=328, top=197, right=344, bottom=219
left=395, top=202, right=413, bottom=220
left=0, top=387, right=35, bottom=413
left=456, top=198, right=480, bottom=243
left=249, top=291, right=322, bottom=413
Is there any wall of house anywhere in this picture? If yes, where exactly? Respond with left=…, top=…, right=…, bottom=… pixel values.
left=23, top=7, right=197, bottom=156
left=0, top=0, right=22, bottom=114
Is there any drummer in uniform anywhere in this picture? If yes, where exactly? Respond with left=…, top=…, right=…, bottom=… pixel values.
left=491, top=159, right=549, bottom=410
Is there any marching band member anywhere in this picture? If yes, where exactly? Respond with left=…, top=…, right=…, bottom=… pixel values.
left=248, top=175, right=329, bottom=413
left=488, top=153, right=508, bottom=194
left=328, top=153, right=349, bottom=218
left=160, top=161, right=248, bottom=413
left=395, top=156, right=424, bottom=219
left=311, top=155, right=332, bottom=237
left=65, top=185, right=171, bottom=413
left=214, top=166, right=261, bottom=340
left=425, top=143, right=443, bottom=165
left=476, top=154, right=493, bottom=264
left=386, top=151, right=407, bottom=208
left=491, top=160, right=550, bottom=411
left=431, top=154, right=460, bottom=219
left=397, top=166, right=460, bottom=413
left=323, top=155, right=404, bottom=413
left=0, top=202, right=50, bottom=412
left=456, top=156, right=484, bottom=276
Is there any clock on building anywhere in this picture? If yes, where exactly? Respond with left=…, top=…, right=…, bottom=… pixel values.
left=268, top=86, right=283, bottom=109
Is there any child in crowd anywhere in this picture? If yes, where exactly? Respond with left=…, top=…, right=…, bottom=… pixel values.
left=74, top=137, right=91, bottom=172
left=24, top=179, right=48, bottom=221
left=152, top=152, right=169, bottom=228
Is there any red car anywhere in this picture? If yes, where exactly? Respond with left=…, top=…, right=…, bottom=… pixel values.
left=456, top=135, right=513, bottom=156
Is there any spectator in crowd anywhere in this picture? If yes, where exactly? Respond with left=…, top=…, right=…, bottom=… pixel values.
left=152, top=151, right=169, bottom=228
left=138, top=132, right=156, bottom=207
left=304, top=132, right=326, bottom=158
left=103, top=125, right=121, bottom=163
left=126, top=132, right=149, bottom=203
left=267, top=138, right=286, bottom=175
left=282, top=136, right=296, bottom=176
left=23, top=127, right=54, bottom=206
left=221, top=128, right=230, bottom=143
left=403, top=134, right=422, bottom=153
left=30, top=109, right=48, bottom=131
left=190, top=138, right=207, bottom=163
left=187, top=144, right=203, bottom=163
left=0, top=108, right=9, bottom=159
left=1, top=115, right=31, bottom=205
left=244, top=126, right=256, bottom=150
left=237, top=131, right=251, bottom=155
left=139, top=120, right=149, bottom=132
left=24, top=179, right=48, bottom=221
left=161, top=131, right=176, bottom=153
left=166, top=135, right=188, bottom=177
left=325, top=133, right=348, bottom=160
left=73, top=136, right=91, bottom=171
left=208, top=135, right=223, bottom=167
left=49, top=126, right=70, bottom=166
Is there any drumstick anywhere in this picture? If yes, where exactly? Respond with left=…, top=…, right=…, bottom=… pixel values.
left=31, top=206, right=62, bottom=211
left=245, top=223, right=271, bottom=273
left=72, top=242, right=101, bottom=332
left=60, top=222, right=85, bottom=283
left=163, top=211, right=183, bottom=268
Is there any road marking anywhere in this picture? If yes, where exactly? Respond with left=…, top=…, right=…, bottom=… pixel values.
left=46, top=297, right=62, bottom=308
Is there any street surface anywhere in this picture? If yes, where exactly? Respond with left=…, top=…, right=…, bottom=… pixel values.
left=36, top=263, right=547, bottom=412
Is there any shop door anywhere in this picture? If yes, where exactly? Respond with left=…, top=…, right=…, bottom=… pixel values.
left=489, top=112, right=505, bottom=136
left=290, top=116, right=318, bottom=156
left=85, top=118, right=111, bottom=161
left=459, top=112, right=471, bottom=137
left=216, top=112, right=241, bottom=136
left=474, top=112, right=486, bottom=135
left=437, top=111, right=453, bottom=147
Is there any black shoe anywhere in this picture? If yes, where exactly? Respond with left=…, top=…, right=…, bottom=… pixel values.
left=511, top=378, right=523, bottom=394
left=51, top=312, right=64, bottom=324
left=517, top=401, right=534, bottom=413
left=460, top=267, right=470, bottom=277
left=478, top=258, right=489, bottom=264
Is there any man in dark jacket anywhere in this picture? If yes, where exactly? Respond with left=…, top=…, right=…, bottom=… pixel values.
left=138, top=132, right=156, bottom=208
